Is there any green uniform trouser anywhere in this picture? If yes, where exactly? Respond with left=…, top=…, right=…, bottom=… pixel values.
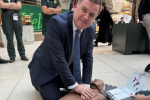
left=42, top=17, right=49, bottom=36
left=42, top=13, right=55, bottom=36
left=2, top=12, right=25, bottom=59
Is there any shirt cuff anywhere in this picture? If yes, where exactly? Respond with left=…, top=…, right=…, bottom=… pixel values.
left=83, top=84, right=90, bottom=87
left=68, top=82, right=78, bottom=89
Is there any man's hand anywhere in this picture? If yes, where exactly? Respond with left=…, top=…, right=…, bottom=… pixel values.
left=73, top=84, right=93, bottom=100
left=140, top=21, right=145, bottom=27
left=132, top=94, right=146, bottom=100
left=11, top=2, right=16, bottom=5
left=0, top=0, right=3, bottom=3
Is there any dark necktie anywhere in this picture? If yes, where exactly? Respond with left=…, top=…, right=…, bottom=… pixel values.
left=73, top=30, right=82, bottom=84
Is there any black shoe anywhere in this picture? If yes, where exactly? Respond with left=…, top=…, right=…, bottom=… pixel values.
left=145, top=64, right=150, bottom=72
left=9, top=58, right=15, bottom=63
left=94, top=44, right=98, bottom=47
left=108, top=43, right=112, bottom=46
left=21, top=56, right=29, bottom=61
left=0, top=58, right=9, bottom=64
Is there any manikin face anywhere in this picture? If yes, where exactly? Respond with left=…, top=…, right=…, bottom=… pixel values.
left=73, top=0, right=100, bottom=30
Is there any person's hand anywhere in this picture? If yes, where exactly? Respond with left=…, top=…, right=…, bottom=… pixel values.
left=73, top=84, right=93, bottom=100
left=0, top=0, right=4, bottom=3
left=10, top=2, right=16, bottom=6
left=132, top=94, right=146, bottom=100
left=140, top=21, right=145, bottom=27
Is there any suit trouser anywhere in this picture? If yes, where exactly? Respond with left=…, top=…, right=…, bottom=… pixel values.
left=2, top=12, right=25, bottom=59
left=143, top=14, right=150, bottom=50
left=38, top=75, right=67, bottom=100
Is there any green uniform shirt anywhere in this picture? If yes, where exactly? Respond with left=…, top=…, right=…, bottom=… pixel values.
left=41, top=0, right=61, bottom=19
left=41, top=0, right=61, bottom=36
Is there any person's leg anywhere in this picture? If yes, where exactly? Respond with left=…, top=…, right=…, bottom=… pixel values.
left=13, top=15, right=28, bottom=61
left=38, top=76, right=66, bottom=100
left=130, top=0, right=136, bottom=23
left=143, top=14, right=150, bottom=71
left=94, top=31, right=100, bottom=47
left=2, top=12, right=15, bottom=62
left=135, top=0, right=140, bottom=23
left=108, top=27, right=113, bottom=46
left=42, top=17, right=49, bottom=36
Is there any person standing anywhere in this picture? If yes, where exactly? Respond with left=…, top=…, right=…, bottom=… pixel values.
left=94, top=2, right=114, bottom=47
left=118, top=17, right=125, bottom=24
left=0, top=0, right=29, bottom=63
left=41, top=0, right=61, bottom=36
left=130, top=0, right=141, bottom=23
left=28, top=0, right=101, bottom=99
left=138, top=0, right=150, bottom=72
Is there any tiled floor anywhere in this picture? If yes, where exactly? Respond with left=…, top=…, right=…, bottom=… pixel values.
left=0, top=41, right=150, bottom=100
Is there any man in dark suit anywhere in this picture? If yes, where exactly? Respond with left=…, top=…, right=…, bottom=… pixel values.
left=118, top=17, right=125, bottom=24
left=28, top=0, right=101, bottom=99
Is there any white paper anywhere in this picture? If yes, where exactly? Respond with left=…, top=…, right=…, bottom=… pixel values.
left=107, top=72, right=148, bottom=100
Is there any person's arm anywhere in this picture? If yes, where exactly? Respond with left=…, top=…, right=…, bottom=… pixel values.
left=41, top=6, right=55, bottom=15
left=47, top=6, right=62, bottom=14
left=8, top=1, right=21, bottom=9
left=79, top=24, right=94, bottom=99
left=133, top=94, right=150, bottom=100
left=47, top=16, right=93, bottom=100
left=106, top=10, right=114, bottom=27
left=46, top=16, right=76, bottom=87
left=47, top=0, right=62, bottom=14
left=41, top=0, right=55, bottom=15
left=0, top=1, right=15, bottom=9
left=82, top=24, right=94, bottom=85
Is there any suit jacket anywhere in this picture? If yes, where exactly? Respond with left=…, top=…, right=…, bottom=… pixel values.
left=28, top=11, right=95, bottom=87
left=118, top=21, right=125, bottom=24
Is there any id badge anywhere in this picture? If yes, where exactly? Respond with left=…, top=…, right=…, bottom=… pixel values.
left=13, top=13, right=18, bottom=21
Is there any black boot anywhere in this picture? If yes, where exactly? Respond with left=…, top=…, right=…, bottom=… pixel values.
left=94, top=41, right=98, bottom=47
left=94, top=44, right=98, bottom=47
left=0, top=57, right=9, bottom=64
left=108, top=42, right=112, bottom=46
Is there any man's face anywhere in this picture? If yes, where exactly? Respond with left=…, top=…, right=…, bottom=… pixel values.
left=73, top=0, right=100, bottom=30
left=121, top=18, right=124, bottom=22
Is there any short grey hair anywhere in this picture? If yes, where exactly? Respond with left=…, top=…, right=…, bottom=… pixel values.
left=78, top=0, right=102, bottom=15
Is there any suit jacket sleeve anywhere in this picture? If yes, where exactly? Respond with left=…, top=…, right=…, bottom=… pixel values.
left=46, top=17, right=76, bottom=86
left=82, top=24, right=94, bottom=84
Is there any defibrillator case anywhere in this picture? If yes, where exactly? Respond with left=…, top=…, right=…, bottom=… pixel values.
left=107, top=72, right=148, bottom=100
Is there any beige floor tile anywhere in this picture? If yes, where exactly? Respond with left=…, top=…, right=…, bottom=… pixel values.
left=8, top=79, right=42, bottom=100
left=0, top=41, right=150, bottom=100
left=0, top=79, right=19, bottom=100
